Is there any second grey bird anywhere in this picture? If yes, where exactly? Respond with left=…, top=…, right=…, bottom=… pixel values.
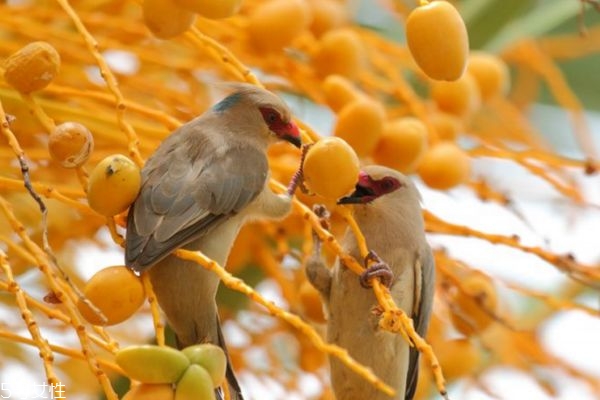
left=306, top=165, right=435, bottom=400
left=125, top=84, right=302, bottom=400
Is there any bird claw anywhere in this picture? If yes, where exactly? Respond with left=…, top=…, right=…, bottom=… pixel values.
left=360, top=251, right=394, bottom=288
left=287, top=144, right=311, bottom=196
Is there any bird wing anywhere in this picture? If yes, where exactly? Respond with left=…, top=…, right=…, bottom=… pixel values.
left=125, top=129, right=268, bottom=272
left=405, top=246, right=435, bottom=400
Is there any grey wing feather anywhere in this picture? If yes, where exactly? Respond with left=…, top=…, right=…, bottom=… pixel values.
left=405, top=246, right=435, bottom=400
left=125, top=128, right=268, bottom=272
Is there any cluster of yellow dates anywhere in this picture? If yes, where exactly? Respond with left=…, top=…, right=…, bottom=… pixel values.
left=117, top=344, right=227, bottom=400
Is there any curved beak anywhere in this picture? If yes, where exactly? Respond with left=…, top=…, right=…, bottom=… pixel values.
left=337, top=182, right=375, bottom=204
left=279, top=121, right=302, bottom=148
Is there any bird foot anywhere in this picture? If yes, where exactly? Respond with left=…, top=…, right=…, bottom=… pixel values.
left=360, top=250, right=394, bottom=288
left=287, top=144, right=311, bottom=196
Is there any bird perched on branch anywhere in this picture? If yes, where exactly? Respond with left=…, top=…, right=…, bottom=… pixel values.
left=306, top=165, right=434, bottom=400
left=125, top=83, right=302, bottom=400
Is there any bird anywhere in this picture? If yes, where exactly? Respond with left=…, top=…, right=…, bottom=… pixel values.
left=305, top=165, right=435, bottom=400
left=124, top=83, right=302, bottom=400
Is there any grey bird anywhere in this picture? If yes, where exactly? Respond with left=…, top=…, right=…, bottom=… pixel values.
left=125, top=84, right=302, bottom=400
left=306, top=165, right=435, bottom=400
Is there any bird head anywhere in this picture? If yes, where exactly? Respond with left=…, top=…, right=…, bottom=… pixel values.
left=338, top=166, right=408, bottom=205
left=213, top=83, right=302, bottom=148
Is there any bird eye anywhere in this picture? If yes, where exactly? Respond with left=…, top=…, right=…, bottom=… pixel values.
left=381, top=178, right=395, bottom=191
left=259, top=107, right=280, bottom=126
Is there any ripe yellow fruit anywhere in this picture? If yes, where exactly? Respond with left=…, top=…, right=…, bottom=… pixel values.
left=373, top=117, right=429, bottom=173
left=247, top=0, right=311, bottom=52
left=430, top=111, right=462, bottom=141
left=77, top=266, right=145, bottom=325
left=48, top=122, right=94, bottom=168
left=450, top=273, right=499, bottom=335
left=181, top=344, right=227, bottom=387
left=175, top=364, right=215, bottom=400
left=303, top=137, right=360, bottom=199
left=174, top=0, right=242, bottom=19
left=143, top=0, right=196, bottom=39
left=3, top=41, right=60, bottom=93
left=435, top=338, right=481, bottom=380
left=334, top=98, right=385, bottom=157
left=123, top=384, right=175, bottom=400
left=307, top=0, right=348, bottom=37
left=322, top=75, right=362, bottom=112
left=466, top=51, right=510, bottom=101
left=312, top=28, right=365, bottom=79
left=430, top=73, right=481, bottom=117
left=299, top=280, right=326, bottom=323
left=417, top=142, right=470, bottom=190
left=87, top=154, right=141, bottom=216
left=406, top=1, right=469, bottom=81
left=116, top=345, right=190, bottom=384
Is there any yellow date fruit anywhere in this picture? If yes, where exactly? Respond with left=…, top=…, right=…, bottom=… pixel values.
left=174, top=0, right=242, bottom=19
left=466, top=51, right=510, bottom=101
left=123, top=383, right=175, bottom=400
left=4, top=41, right=60, bottom=93
left=116, top=345, right=190, bottom=384
left=322, top=75, right=362, bottom=112
left=417, top=142, right=470, bottom=190
left=373, top=117, right=429, bottom=173
left=48, top=122, right=94, bottom=168
left=312, top=28, right=365, bottom=79
left=181, top=344, right=227, bottom=388
left=430, top=73, right=481, bottom=117
left=87, top=154, right=141, bottom=216
left=175, top=364, right=215, bottom=400
left=143, top=0, right=196, bottom=39
left=334, top=98, right=385, bottom=157
left=307, top=0, right=348, bottom=37
left=406, top=0, right=469, bottom=81
left=435, top=338, right=481, bottom=380
left=247, top=0, right=311, bottom=52
left=77, top=265, right=145, bottom=326
left=303, top=137, right=360, bottom=199
left=450, top=273, right=499, bottom=335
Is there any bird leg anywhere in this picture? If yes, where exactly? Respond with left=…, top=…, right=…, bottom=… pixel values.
left=360, top=250, right=394, bottom=289
left=287, top=143, right=311, bottom=196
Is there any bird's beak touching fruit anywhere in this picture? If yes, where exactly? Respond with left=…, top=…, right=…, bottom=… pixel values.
left=337, top=171, right=375, bottom=204
left=279, top=121, right=302, bottom=148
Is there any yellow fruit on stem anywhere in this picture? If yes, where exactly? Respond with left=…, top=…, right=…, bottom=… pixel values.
left=143, top=0, right=196, bottom=39
left=181, top=344, right=227, bottom=388
left=175, top=364, right=215, bottom=400
left=174, top=0, right=242, bottom=19
left=303, top=136, right=360, bottom=199
left=3, top=41, right=60, bottom=93
left=450, top=273, right=499, bottom=335
left=123, top=383, right=175, bottom=400
left=116, top=345, right=190, bottom=384
left=312, top=28, right=365, bottom=79
left=307, top=0, right=348, bottom=37
left=299, top=280, right=326, bottom=323
left=466, top=51, right=510, bottom=101
left=334, top=98, right=385, bottom=157
left=435, top=338, right=481, bottom=380
left=87, top=154, right=141, bottom=216
left=406, top=0, right=469, bottom=81
left=247, top=0, right=311, bottom=52
left=48, top=122, right=94, bottom=168
left=322, top=75, right=362, bottom=112
left=77, top=265, right=145, bottom=326
left=430, top=111, right=462, bottom=141
left=417, top=142, right=470, bottom=190
left=430, top=73, right=481, bottom=117
left=373, top=117, right=429, bottom=173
